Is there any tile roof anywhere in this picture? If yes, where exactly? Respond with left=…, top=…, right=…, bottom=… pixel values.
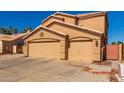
left=0, top=33, right=28, bottom=41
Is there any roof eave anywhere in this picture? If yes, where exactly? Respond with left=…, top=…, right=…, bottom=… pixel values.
left=54, top=12, right=76, bottom=18
left=77, top=12, right=107, bottom=19
left=23, top=26, right=67, bottom=40
left=46, top=20, right=103, bottom=36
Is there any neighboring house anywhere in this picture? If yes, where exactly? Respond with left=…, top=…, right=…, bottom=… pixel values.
left=0, top=33, right=28, bottom=54
left=13, top=33, right=28, bottom=53
left=23, top=12, right=109, bottom=63
left=0, top=34, right=13, bottom=54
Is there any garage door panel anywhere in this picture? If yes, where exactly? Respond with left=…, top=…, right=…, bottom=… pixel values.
left=29, top=41, right=60, bottom=59
left=42, top=42, right=60, bottom=59
left=69, top=41, right=92, bottom=62
left=29, top=43, right=44, bottom=58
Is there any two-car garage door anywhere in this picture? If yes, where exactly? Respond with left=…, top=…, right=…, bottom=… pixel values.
left=28, top=41, right=60, bottom=59
left=28, top=40, right=93, bottom=62
left=69, top=41, right=92, bottom=62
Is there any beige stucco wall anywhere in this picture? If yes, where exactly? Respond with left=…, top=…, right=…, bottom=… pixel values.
left=47, top=23, right=102, bottom=61
left=47, top=23, right=100, bottom=39
left=13, top=45, right=16, bottom=53
left=25, top=29, right=64, bottom=42
left=24, top=28, right=67, bottom=59
left=78, top=16, right=105, bottom=33
left=23, top=44, right=27, bottom=56
left=92, top=39, right=102, bottom=61
left=23, top=42, right=29, bottom=56
left=54, top=14, right=76, bottom=25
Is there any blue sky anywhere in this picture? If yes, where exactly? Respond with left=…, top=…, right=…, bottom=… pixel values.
left=0, top=11, right=123, bottom=44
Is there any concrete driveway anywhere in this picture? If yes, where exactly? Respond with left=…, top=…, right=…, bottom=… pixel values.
left=0, top=54, right=110, bottom=82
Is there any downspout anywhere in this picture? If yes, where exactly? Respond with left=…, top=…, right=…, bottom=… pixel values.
left=65, top=35, right=69, bottom=60
left=75, top=16, right=79, bottom=25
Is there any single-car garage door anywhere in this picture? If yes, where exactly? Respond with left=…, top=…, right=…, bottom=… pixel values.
left=28, top=41, right=60, bottom=59
left=69, top=41, right=93, bottom=62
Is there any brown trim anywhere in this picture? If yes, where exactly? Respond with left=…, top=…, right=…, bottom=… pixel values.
left=75, top=16, right=79, bottom=25
left=100, top=37, right=102, bottom=61
left=62, top=18, right=65, bottom=22
left=46, top=20, right=103, bottom=36
left=70, top=40, right=92, bottom=42
left=29, top=40, right=60, bottom=43
left=106, top=13, right=109, bottom=29
left=28, top=38, right=60, bottom=42
left=70, top=36, right=93, bottom=41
